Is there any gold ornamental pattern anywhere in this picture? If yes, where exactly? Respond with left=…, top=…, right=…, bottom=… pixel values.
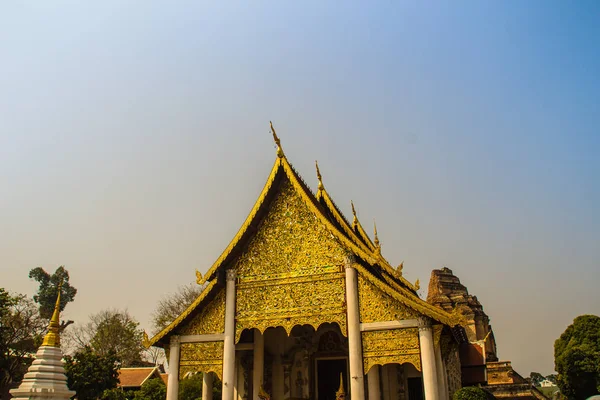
left=233, top=178, right=349, bottom=341
left=179, top=289, right=226, bottom=335
left=179, top=342, right=224, bottom=380
left=236, top=272, right=347, bottom=342
left=358, top=275, right=419, bottom=323
left=362, top=328, right=421, bottom=373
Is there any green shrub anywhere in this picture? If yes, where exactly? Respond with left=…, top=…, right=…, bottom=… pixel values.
left=453, top=386, right=488, bottom=400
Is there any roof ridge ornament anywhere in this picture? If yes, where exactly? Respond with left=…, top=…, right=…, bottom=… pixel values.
left=395, top=261, right=404, bottom=277
left=373, top=220, right=381, bottom=254
left=41, top=279, right=63, bottom=347
left=351, top=201, right=358, bottom=227
left=315, top=160, right=324, bottom=191
left=270, top=121, right=284, bottom=158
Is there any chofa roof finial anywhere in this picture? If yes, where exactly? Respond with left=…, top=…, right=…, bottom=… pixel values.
left=315, top=160, right=324, bottom=191
left=373, top=220, right=380, bottom=251
left=351, top=200, right=358, bottom=226
left=41, top=279, right=63, bottom=348
left=270, top=121, right=283, bottom=158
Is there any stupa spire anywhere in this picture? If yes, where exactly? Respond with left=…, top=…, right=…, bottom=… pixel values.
left=10, top=278, right=75, bottom=400
left=41, top=280, right=62, bottom=348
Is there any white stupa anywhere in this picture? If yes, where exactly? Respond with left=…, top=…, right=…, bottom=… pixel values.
left=10, top=284, right=76, bottom=400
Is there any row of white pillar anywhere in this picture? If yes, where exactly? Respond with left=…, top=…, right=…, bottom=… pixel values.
left=166, top=260, right=448, bottom=400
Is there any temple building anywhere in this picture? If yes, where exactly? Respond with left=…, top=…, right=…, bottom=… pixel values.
left=145, top=124, right=465, bottom=400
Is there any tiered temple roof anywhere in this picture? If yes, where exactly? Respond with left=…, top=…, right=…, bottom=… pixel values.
left=146, top=123, right=461, bottom=348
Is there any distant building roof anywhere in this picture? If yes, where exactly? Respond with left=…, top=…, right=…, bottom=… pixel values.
left=118, top=367, right=164, bottom=389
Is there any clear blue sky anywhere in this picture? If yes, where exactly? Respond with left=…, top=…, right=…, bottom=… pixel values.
left=1, top=1, right=598, bottom=375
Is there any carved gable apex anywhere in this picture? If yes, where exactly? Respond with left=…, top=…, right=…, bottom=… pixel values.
left=234, top=176, right=347, bottom=277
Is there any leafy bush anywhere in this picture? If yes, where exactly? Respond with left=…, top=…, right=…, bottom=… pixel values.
left=453, top=386, right=488, bottom=400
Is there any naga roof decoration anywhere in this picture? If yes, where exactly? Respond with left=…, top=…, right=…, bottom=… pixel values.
left=146, top=123, right=461, bottom=348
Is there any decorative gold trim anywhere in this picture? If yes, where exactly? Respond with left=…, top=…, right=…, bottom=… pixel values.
left=146, top=279, right=219, bottom=347
left=353, top=263, right=459, bottom=326
left=179, top=341, right=224, bottom=380
left=362, top=329, right=421, bottom=373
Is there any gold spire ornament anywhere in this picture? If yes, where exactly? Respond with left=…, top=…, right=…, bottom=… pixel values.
left=195, top=269, right=203, bottom=285
left=415, top=279, right=420, bottom=291
left=315, top=160, right=324, bottom=191
left=270, top=121, right=283, bottom=158
left=258, top=385, right=271, bottom=400
left=373, top=221, right=381, bottom=254
left=142, top=331, right=151, bottom=348
left=351, top=201, right=358, bottom=227
left=395, top=261, right=404, bottom=277
left=41, top=281, right=63, bottom=348
left=335, top=373, right=346, bottom=400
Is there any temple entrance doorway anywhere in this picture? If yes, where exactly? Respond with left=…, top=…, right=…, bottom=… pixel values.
left=315, top=357, right=348, bottom=400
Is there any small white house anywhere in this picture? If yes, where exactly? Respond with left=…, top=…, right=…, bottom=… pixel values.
left=540, top=379, right=555, bottom=387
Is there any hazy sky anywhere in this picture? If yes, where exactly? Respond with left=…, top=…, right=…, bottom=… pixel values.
left=1, top=1, right=599, bottom=376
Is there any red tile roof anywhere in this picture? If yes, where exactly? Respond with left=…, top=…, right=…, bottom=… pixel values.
left=118, top=367, right=161, bottom=388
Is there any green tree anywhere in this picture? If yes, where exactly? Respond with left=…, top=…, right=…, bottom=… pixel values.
left=133, top=378, right=166, bottom=400
left=0, top=289, right=46, bottom=399
left=69, top=309, right=146, bottom=367
left=28, top=266, right=77, bottom=327
left=64, top=345, right=119, bottom=400
left=530, top=372, right=544, bottom=386
left=101, top=388, right=128, bottom=400
left=179, top=373, right=203, bottom=400
left=554, top=314, right=600, bottom=400
left=151, top=284, right=202, bottom=333
left=453, top=387, right=488, bottom=400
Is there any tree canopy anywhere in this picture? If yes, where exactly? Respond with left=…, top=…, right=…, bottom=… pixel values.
left=28, top=266, right=77, bottom=321
left=68, top=309, right=147, bottom=367
left=452, top=387, right=488, bottom=400
left=64, top=345, right=120, bottom=400
left=151, top=284, right=202, bottom=334
left=554, top=314, right=600, bottom=400
left=133, top=378, right=166, bottom=400
left=0, top=289, right=46, bottom=399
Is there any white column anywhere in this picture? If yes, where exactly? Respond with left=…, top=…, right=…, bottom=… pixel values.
left=253, top=329, right=265, bottom=400
left=203, top=372, right=214, bottom=400
left=367, top=366, right=381, bottom=400
left=345, top=255, right=366, bottom=400
left=418, top=318, right=439, bottom=400
left=166, top=335, right=181, bottom=400
left=435, top=344, right=448, bottom=400
left=222, top=270, right=237, bottom=400
left=381, top=365, right=390, bottom=400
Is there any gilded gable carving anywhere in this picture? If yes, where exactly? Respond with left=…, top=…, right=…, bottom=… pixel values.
left=178, top=289, right=225, bottom=335
left=179, top=341, right=223, bottom=380
left=362, top=328, right=421, bottom=373
left=233, top=178, right=348, bottom=340
left=234, top=179, right=347, bottom=277
left=358, top=275, right=419, bottom=323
